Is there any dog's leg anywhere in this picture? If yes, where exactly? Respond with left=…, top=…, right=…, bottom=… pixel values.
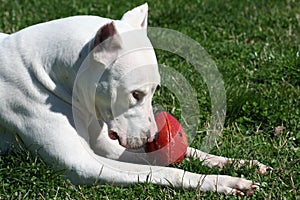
left=64, top=144, right=259, bottom=195
left=186, top=147, right=271, bottom=174
left=11, top=107, right=257, bottom=195
left=32, top=127, right=259, bottom=195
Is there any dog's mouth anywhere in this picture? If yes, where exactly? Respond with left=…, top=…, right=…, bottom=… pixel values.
left=108, top=130, right=140, bottom=149
left=108, top=130, right=158, bottom=149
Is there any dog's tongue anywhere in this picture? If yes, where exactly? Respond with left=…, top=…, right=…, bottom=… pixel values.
left=108, top=130, right=118, bottom=140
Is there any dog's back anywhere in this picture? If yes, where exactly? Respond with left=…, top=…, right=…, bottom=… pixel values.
left=0, top=33, right=8, bottom=41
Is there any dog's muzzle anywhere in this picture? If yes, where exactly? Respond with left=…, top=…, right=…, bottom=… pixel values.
left=108, top=130, right=159, bottom=149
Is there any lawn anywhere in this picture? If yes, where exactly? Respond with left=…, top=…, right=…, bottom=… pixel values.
left=0, top=0, right=299, bottom=199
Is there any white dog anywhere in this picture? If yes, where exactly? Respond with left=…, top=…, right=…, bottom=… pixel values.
left=0, top=3, right=270, bottom=195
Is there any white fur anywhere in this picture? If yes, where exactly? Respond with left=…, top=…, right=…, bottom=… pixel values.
left=0, top=3, right=269, bottom=195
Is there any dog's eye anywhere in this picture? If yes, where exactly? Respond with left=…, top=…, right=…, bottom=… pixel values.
left=132, top=91, right=145, bottom=102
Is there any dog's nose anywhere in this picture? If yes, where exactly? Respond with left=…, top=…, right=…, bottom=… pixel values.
left=108, top=130, right=119, bottom=140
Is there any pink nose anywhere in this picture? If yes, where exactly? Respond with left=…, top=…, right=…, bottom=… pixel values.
left=108, top=130, right=119, bottom=140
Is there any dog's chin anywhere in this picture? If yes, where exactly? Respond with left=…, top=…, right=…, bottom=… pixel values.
left=108, top=130, right=145, bottom=149
left=121, top=142, right=144, bottom=150
left=116, top=138, right=145, bottom=149
left=119, top=137, right=146, bottom=149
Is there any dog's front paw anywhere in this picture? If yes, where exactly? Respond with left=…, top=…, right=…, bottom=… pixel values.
left=257, top=163, right=273, bottom=175
left=183, top=172, right=259, bottom=195
left=239, top=160, right=272, bottom=175
left=213, top=176, right=259, bottom=196
left=225, top=159, right=272, bottom=175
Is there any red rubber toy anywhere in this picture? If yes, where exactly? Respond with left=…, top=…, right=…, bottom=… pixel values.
left=144, top=112, right=188, bottom=165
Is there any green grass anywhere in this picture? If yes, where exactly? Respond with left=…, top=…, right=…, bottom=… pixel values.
left=1, top=0, right=299, bottom=199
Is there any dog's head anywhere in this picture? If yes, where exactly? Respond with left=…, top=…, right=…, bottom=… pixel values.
left=91, top=4, right=160, bottom=149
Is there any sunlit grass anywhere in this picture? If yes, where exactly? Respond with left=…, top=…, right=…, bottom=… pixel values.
left=0, top=0, right=299, bottom=199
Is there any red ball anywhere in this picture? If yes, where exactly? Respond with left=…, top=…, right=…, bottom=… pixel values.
left=144, top=112, right=188, bottom=165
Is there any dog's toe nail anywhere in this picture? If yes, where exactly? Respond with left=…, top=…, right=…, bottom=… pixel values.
left=236, top=190, right=245, bottom=196
left=252, top=183, right=260, bottom=188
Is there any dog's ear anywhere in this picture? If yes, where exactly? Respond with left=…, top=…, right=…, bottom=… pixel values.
left=93, top=22, right=121, bottom=50
left=92, top=22, right=121, bottom=65
left=121, top=3, right=148, bottom=29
